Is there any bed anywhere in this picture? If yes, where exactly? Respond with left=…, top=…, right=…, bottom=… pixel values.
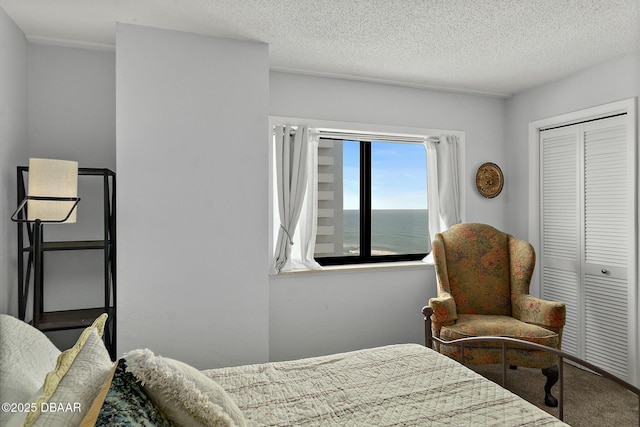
left=0, top=313, right=585, bottom=426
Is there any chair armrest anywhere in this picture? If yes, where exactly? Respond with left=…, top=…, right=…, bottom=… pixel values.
left=429, top=293, right=458, bottom=324
left=513, top=294, right=566, bottom=329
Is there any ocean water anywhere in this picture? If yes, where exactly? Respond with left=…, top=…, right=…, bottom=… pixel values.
left=343, top=209, right=429, bottom=255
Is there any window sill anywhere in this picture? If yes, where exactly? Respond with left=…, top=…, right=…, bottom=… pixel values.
left=272, top=259, right=434, bottom=276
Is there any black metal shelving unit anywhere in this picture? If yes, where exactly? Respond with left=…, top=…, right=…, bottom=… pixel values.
left=16, top=167, right=117, bottom=360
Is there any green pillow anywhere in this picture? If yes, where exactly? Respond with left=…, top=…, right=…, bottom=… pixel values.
left=95, top=359, right=173, bottom=427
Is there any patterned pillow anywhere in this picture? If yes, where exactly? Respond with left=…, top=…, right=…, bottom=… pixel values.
left=84, top=359, right=173, bottom=426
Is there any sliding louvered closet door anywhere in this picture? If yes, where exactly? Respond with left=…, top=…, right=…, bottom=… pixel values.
left=540, top=114, right=636, bottom=385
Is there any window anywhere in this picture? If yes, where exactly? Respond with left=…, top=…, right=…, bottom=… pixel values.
left=315, top=137, right=429, bottom=265
left=270, top=119, right=461, bottom=273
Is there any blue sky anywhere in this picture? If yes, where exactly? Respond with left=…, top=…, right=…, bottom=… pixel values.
left=343, top=141, right=427, bottom=210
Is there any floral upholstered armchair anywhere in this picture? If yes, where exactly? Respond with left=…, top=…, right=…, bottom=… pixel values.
left=423, top=223, right=566, bottom=407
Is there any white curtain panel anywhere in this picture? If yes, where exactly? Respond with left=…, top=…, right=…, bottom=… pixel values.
left=272, top=125, right=321, bottom=273
left=423, top=135, right=461, bottom=262
left=425, top=140, right=440, bottom=256
left=272, top=125, right=308, bottom=272
left=436, top=135, right=462, bottom=228
left=296, top=132, right=322, bottom=271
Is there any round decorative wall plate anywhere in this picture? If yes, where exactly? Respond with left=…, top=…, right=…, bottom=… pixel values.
left=476, top=162, right=503, bottom=198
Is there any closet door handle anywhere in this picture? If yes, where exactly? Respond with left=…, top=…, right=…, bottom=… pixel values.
left=601, top=268, right=608, bottom=274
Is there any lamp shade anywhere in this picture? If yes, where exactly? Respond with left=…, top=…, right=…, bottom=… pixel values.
left=27, top=158, right=78, bottom=223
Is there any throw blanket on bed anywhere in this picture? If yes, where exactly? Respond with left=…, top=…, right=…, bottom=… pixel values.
left=204, top=344, right=566, bottom=426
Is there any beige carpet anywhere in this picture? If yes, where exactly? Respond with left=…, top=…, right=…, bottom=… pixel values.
left=471, top=363, right=638, bottom=426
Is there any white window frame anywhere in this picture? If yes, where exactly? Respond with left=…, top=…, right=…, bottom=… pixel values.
left=269, top=116, right=466, bottom=272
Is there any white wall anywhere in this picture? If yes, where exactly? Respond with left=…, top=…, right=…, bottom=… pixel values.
left=270, top=72, right=508, bottom=226
left=2, top=19, right=508, bottom=366
left=504, top=52, right=640, bottom=296
left=27, top=45, right=115, bottom=337
left=0, top=7, right=28, bottom=316
left=116, top=24, right=270, bottom=369
left=0, top=13, right=115, bottom=333
left=268, top=72, right=507, bottom=361
left=13, top=20, right=634, bottom=367
left=28, top=45, right=115, bottom=169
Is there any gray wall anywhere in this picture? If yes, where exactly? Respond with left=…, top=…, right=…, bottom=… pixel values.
left=27, top=44, right=115, bottom=323
left=0, top=8, right=28, bottom=316
left=116, top=24, right=270, bottom=369
left=504, top=52, right=640, bottom=371
left=269, top=72, right=508, bottom=226
left=268, top=72, right=507, bottom=361
left=3, top=12, right=638, bottom=368
left=504, top=52, right=640, bottom=295
left=0, top=12, right=116, bottom=343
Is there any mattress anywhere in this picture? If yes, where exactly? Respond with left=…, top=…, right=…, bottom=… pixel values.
left=204, top=343, right=567, bottom=426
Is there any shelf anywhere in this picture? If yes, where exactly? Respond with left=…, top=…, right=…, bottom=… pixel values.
left=37, top=307, right=114, bottom=332
left=23, top=240, right=109, bottom=252
left=76, top=168, right=116, bottom=177
left=17, top=166, right=115, bottom=177
left=16, top=165, right=117, bottom=359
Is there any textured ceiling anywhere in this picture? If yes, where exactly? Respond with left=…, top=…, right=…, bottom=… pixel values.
left=1, top=0, right=639, bottom=96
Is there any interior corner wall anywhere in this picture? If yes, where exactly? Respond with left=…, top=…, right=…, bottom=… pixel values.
left=27, top=45, right=116, bottom=347
left=116, top=24, right=270, bottom=369
left=504, top=52, right=640, bottom=296
left=0, top=7, right=28, bottom=316
left=28, top=44, right=115, bottom=170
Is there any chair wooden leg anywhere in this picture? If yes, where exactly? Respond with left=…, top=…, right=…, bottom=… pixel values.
left=542, top=365, right=559, bottom=407
left=422, top=306, right=434, bottom=349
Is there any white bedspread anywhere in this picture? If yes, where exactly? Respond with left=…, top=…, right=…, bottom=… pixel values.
left=204, top=344, right=567, bottom=426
